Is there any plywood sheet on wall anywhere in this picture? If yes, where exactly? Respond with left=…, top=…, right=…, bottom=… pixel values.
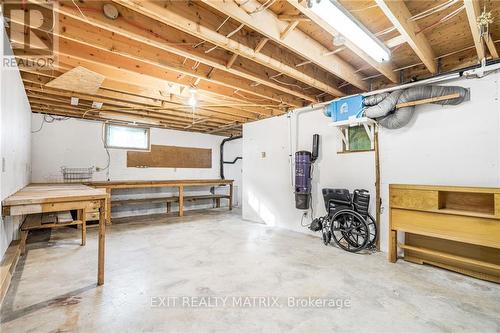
left=127, top=145, right=212, bottom=168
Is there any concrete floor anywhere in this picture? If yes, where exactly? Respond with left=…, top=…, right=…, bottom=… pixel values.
left=1, top=209, right=499, bottom=333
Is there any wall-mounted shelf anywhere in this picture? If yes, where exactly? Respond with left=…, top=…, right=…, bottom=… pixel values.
left=328, top=117, right=376, bottom=151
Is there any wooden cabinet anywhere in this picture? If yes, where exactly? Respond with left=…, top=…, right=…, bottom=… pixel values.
left=389, top=184, right=500, bottom=283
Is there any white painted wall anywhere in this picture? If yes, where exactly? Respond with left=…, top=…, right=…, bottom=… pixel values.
left=242, top=72, right=500, bottom=252
left=31, top=115, right=242, bottom=217
left=0, top=27, right=32, bottom=258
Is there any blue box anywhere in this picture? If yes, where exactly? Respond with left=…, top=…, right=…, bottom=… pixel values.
left=326, top=95, right=364, bottom=122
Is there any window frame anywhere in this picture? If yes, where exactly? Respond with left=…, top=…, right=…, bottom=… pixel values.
left=104, top=124, right=151, bottom=151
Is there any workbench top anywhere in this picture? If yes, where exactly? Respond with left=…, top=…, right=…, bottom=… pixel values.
left=2, top=184, right=108, bottom=206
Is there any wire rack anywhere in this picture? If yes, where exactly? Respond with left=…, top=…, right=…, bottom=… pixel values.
left=61, top=167, right=94, bottom=182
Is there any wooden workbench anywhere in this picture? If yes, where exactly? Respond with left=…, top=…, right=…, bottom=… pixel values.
left=1, top=184, right=108, bottom=285
left=389, top=184, right=500, bottom=283
left=88, top=179, right=234, bottom=223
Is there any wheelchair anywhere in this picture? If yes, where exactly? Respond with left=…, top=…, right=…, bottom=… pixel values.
left=310, top=189, right=377, bottom=253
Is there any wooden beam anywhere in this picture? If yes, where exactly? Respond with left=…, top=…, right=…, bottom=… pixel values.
left=10, top=17, right=296, bottom=109
left=277, top=14, right=310, bottom=21
left=255, top=38, right=269, bottom=53
left=280, top=20, right=299, bottom=40
left=114, top=0, right=346, bottom=96
left=53, top=3, right=316, bottom=104
left=23, top=80, right=253, bottom=123
left=201, top=0, right=368, bottom=91
left=375, top=0, right=437, bottom=73
left=226, top=53, right=239, bottom=69
left=464, top=0, right=485, bottom=61
left=395, top=93, right=460, bottom=109
left=287, top=0, right=399, bottom=83
left=385, top=35, right=406, bottom=48
left=485, top=35, right=499, bottom=59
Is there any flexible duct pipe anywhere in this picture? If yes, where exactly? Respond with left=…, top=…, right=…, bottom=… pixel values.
left=365, top=85, right=469, bottom=129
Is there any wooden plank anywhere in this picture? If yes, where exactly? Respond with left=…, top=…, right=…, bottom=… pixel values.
left=127, top=145, right=212, bottom=168
left=390, top=189, right=439, bottom=211
left=389, top=184, right=500, bottom=194
left=400, top=243, right=500, bottom=271
left=485, top=35, right=499, bottom=59
left=254, top=38, right=269, bottom=53
left=395, top=93, right=461, bottom=109
left=45, top=66, right=105, bottom=94
left=391, top=209, right=500, bottom=249
left=98, top=199, right=105, bottom=285
left=280, top=20, right=299, bottom=40
left=464, top=0, right=485, bottom=61
left=0, top=241, right=21, bottom=305
left=179, top=185, right=184, bottom=217
left=2, top=184, right=107, bottom=207
left=89, top=179, right=233, bottom=189
left=375, top=0, right=437, bottom=73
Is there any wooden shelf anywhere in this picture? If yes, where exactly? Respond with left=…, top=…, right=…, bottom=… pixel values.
left=436, top=208, right=496, bottom=219
left=399, top=244, right=500, bottom=271
left=328, top=117, right=376, bottom=151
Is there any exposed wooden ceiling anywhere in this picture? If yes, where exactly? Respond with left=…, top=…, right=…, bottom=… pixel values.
left=5, top=0, right=500, bottom=137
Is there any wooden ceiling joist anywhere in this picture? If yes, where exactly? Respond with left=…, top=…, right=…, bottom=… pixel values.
left=286, top=0, right=399, bottom=83
left=201, top=0, right=368, bottom=91
left=464, top=0, right=486, bottom=61
left=112, top=0, right=345, bottom=97
left=375, top=0, right=438, bottom=74
left=18, top=65, right=266, bottom=124
left=55, top=2, right=319, bottom=104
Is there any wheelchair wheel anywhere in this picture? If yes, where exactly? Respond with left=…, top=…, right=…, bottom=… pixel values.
left=365, top=214, right=378, bottom=248
left=330, top=209, right=369, bottom=253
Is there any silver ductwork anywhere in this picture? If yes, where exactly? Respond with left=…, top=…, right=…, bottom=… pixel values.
left=364, top=86, right=470, bottom=129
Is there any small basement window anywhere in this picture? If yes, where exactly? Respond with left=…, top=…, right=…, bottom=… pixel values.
left=105, top=124, right=150, bottom=150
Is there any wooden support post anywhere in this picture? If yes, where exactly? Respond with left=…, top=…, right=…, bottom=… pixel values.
left=19, top=230, right=28, bottom=256
left=216, top=197, right=221, bottom=208
left=229, top=183, right=233, bottom=211
left=374, top=129, right=381, bottom=250
left=166, top=201, right=171, bottom=213
left=178, top=185, right=184, bottom=217
left=79, top=209, right=87, bottom=246
left=389, top=229, right=397, bottom=263
left=97, top=199, right=106, bottom=286
left=106, top=188, right=112, bottom=224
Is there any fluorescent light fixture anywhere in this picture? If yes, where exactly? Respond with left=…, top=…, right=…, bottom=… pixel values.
left=92, top=101, right=104, bottom=109
left=310, top=0, right=390, bottom=62
left=70, top=97, right=79, bottom=106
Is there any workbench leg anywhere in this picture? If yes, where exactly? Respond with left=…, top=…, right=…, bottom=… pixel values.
left=389, top=230, right=397, bottom=263
left=229, top=183, right=233, bottom=211
left=166, top=201, right=171, bottom=213
left=106, top=188, right=112, bottom=224
left=179, top=185, right=184, bottom=217
left=81, top=208, right=87, bottom=246
left=216, top=198, right=220, bottom=208
left=98, top=199, right=106, bottom=286
left=20, top=230, right=28, bottom=256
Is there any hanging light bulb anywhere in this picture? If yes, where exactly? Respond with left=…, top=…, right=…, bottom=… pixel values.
left=188, top=87, right=197, bottom=107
